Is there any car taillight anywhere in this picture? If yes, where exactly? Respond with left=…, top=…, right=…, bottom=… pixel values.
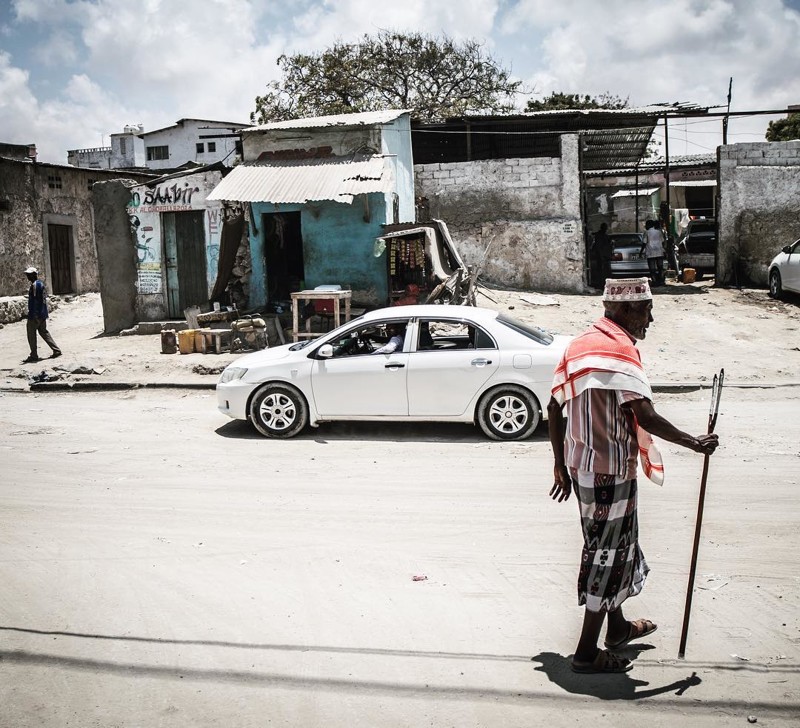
left=612, top=252, right=623, bottom=260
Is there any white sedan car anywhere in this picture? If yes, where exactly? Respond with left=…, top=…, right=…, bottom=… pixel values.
left=217, top=305, right=571, bottom=440
left=768, top=238, right=800, bottom=298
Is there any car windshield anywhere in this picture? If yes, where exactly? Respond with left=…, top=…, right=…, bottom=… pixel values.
left=496, top=313, right=554, bottom=345
left=290, top=314, right=367, bottom=351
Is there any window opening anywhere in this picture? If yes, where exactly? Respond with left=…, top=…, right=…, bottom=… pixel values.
left=146, top=145, right=169, bottom=161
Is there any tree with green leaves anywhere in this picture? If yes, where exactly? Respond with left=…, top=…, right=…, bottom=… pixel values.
left=765, top=113, right=800, bottom=142
left=251, top=31, right=522, bottom=124
left=525, top=91, right=629, bottom=112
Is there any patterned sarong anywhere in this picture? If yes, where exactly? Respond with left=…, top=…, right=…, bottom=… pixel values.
left=572, top=469, right=649, bottom=612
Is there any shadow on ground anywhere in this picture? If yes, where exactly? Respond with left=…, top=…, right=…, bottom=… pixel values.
left=531, top=649, right=702, bottom=700
left=215, top=418, right=551, bottom=444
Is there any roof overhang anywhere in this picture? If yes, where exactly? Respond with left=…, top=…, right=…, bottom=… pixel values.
left=207, top=155, right=394, bottom=204
left=669, top=180, right=717, bottom=187
left=611, top=187, right=660, bottom=198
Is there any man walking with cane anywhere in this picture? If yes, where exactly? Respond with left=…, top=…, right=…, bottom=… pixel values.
left=547, top=277, right=719, bottom=673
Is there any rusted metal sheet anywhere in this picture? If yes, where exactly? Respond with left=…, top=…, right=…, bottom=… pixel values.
left=207, top=155, right=393, bottom=204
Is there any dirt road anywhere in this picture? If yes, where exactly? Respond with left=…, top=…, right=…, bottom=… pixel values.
left=1, top=387, right=798, bottom=726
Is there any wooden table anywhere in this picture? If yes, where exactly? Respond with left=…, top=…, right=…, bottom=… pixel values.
left=194, top=328, right=232, bottom=354
left=290, top=290, right=352, bottom=342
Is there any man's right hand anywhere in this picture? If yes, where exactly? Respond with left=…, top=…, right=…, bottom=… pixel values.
left=690, top=434, right=719, bottom=455
left=550, top=465, right=572, bottom=502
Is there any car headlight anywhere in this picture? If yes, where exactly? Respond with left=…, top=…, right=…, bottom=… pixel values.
left=219, top=366, right=248, bottom=383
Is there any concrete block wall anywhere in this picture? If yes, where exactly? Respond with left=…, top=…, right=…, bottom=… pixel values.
left=718, top=140, right=800, bottom=285
left=414, top=135, right=584, bottom=292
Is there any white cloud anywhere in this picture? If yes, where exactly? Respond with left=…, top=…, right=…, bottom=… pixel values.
left=285, top=0, right=502, bottom=51
left=507, top=0, right=800, bottom=151
left=4, top=0, right=799, bottom=161
left=0, top=51, right=141, bottom=162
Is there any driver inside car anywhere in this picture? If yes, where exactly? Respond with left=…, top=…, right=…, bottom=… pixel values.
left=372, top=323, right=405, bottom=354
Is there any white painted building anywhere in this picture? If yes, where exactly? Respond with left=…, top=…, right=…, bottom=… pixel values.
left=139, top=118, right=249, bottom=170
left=68, top=118, right=250, bottom=171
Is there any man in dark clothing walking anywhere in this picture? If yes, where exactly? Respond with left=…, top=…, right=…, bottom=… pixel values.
left=23, top=266, right=61, bottom=363
left=592, top=223, right=613, bottom=287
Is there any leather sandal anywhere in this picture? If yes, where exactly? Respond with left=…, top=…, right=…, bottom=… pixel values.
left=604, top=618, right=658, bottom=650
left=571, top=649, right=632, bottom=674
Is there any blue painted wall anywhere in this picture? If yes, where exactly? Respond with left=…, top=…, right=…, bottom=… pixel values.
left=249, top=192, right=389, bottom=308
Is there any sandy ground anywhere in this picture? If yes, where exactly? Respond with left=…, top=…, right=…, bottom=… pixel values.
left=0, top=386, right=798, bottom=726
left=1, top=280, right=799, bottom=389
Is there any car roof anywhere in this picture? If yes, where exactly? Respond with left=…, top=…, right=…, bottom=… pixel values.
left=360, top=304, right=500, bottom=322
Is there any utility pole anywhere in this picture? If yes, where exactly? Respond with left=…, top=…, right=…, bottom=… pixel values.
left=663, top=113, right=670, bottom=214
left=722, top=77, right=733, bottom=145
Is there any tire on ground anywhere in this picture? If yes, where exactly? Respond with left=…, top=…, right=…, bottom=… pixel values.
left=769, top=270, right=783, bottom=299
left=250, top=383, right=309, bottom=438
left=476, top=385, right=541, bottom=441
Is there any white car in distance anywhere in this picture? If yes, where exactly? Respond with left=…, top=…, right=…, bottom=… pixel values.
left=217, top=304, right=571, bottom=441
left=768, top=238, right=800, bottom=298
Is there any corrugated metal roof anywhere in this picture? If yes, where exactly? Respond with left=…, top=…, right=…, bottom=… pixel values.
left=611, top=187, right=660, bottom=198
left=207, top=155, right=393, bottom=204
left=247, top=109, right=409, bottom=132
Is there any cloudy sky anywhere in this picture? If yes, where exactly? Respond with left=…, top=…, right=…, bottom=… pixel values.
left=1, top=0, right=799, bottom=164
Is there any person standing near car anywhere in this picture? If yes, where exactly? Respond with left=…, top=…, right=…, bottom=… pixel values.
left=592, top=223, right=613, bottom=287
left=23, top=266, right=61, bottom=363
left=546, top=277, right=719, bottom=673
left=644, top=220, right=666, bottom=286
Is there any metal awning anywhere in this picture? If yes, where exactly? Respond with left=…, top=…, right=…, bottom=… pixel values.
left=611, top=187, right=660, bottom=198
left=207, top=155, right=393, bottom=204
left=669, top=180, right=717, bottom=187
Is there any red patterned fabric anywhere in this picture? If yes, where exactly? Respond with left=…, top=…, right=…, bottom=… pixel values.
left=552, top=317, right=664, bottom=485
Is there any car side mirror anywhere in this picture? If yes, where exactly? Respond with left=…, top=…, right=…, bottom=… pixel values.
left=782, top=245, right=793, bottom=254
left=317, top=344, right=334, bottom=359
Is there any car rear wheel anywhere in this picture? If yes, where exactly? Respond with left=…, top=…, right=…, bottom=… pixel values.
left=250, top=383, right=309, bottom=438
left=769, top=269, right=783, bottom=299
left=476, top=385, right=541, bottom=441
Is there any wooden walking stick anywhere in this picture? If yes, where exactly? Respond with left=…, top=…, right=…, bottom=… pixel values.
left=678, top=369, right=724, bottom=659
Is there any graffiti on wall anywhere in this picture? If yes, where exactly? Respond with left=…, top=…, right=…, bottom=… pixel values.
left=129, top=213, right=162, bottom=294
left=130, top=181, right=201, bottom=213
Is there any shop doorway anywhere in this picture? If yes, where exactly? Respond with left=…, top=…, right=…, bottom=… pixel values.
left=163, top=210, right=208, bottom=318
left=263, top=212, right=304, bottom=302
left=47, top=223, right=74, bottom=294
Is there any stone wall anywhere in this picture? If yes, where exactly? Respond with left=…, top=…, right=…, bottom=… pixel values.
left=92, top=180, right=139, bottom=333
left=718, top=140, right=800, bottom=286
left=0, top=295, right=59, bottom=325
left=0, top=157, right=152, bottom=299
left=414, top=135, right=584, bottom=292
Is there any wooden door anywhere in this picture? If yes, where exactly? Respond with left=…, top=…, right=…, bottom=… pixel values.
left=163, top=211, right=207, bottom=318
left=47, top=224, right=73, bottom=294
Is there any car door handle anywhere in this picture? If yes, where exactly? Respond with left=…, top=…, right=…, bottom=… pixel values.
left=471, top=358, right=492, bottom=367
left=385, top=363, right=405, bottom=369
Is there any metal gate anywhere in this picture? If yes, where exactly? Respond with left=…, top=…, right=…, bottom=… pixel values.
left=163, top=211, right=207, bottom=318
left=47, top=224, right=73, bottom=294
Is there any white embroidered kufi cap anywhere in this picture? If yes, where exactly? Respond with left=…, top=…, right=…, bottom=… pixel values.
left=603, top=277, right=652, bottom=302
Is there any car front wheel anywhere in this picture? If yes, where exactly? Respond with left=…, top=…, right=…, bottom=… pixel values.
left=769, top=269, right=783, bottom=299
left=250, top=383, right=309, bottom=438
left=476, top=385, right=541, bottom=441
